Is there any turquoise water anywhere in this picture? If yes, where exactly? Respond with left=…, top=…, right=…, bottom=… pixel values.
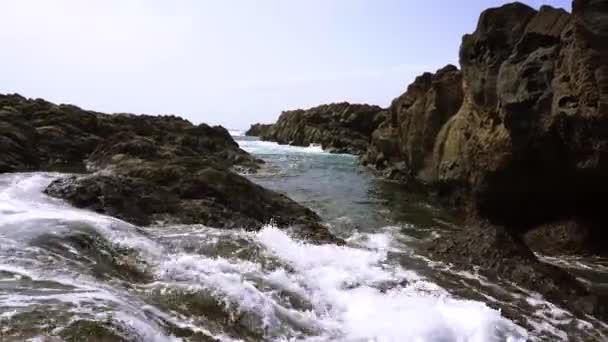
left=237, top=137, right=449, bottom=236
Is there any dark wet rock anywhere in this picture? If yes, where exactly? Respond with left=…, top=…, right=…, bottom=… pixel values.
left=427, top=224, right=608, bottom=321
left=60, top=320, right=130, bottom=342
left=44, top=166, right=328, bottom=234
left=0, top=94, right=339, bottom=244
left=0, top=108, right=40, bottom=172
left=31, top=227, right=152, bottom=283
left=0, top=94, right=259, bottom=172
left=251, top=102, right=385, bottom=155
left=523, top=219, right=607, bottom=256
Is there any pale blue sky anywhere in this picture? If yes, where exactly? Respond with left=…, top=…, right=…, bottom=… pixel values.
left=0, top=0, right=569, bottom=129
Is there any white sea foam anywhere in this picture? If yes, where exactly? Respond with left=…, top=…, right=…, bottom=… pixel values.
left=255, top=226, right=527, bottom=341
left=238, top=139, right=327, bottom=155
left=228, top=129, right=244, bottom=137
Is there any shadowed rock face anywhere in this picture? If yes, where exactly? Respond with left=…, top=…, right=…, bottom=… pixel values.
left=247, top=102, right=386, bottom=155
left=0, top=94, right=339, bottom=244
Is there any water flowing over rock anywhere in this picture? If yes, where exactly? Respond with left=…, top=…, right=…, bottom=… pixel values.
left=0, top=94, right=338, bottom=243
left=247, top=102, right=386, bottom=155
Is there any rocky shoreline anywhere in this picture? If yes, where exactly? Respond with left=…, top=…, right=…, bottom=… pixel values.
left=247, top=0, right=608, bottom=321
left=0, top=94, right=338, bottom=244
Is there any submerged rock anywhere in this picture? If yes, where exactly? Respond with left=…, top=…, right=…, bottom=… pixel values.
left=0, top=94, right=338, bottom=244
left=249, top=102, right=385, bottom=155
left=427, top=1, right=607, bottom=252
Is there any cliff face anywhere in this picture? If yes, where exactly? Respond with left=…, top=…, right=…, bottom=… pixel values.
left=430, top=4, right=575, bottom=224
left=366, top=1, right=608, bottom=252
left=362, top=65, right=464, bottom=180
left=247, top=102, right=385, bottom=155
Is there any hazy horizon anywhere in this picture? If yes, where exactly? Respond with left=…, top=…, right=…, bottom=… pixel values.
left=1, top=0, right=570, bottom=129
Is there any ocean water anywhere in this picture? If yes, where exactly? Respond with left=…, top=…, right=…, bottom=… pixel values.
left=0, top=136, right=605, bottom=341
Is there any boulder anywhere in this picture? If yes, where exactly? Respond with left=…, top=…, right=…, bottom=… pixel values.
left=44, top=164, right=336, bottom=243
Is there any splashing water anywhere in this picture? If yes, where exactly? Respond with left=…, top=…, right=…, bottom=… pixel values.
left=0, top=171, right=530, bottom=341
left=2, top=137, right=606, bottom=341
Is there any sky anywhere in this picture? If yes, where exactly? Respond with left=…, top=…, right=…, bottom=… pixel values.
left=0, top=0, right=570, bottom=129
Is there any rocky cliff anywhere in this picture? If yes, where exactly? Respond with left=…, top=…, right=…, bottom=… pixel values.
left=0, top=94, right=338, bottom=243
left=366, top=1, right=608, bottom=253
left=247, top=102, right=385, bottom=155
left=369, top=0, right=608, bottom=318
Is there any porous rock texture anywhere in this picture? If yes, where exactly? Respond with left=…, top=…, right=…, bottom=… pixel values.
left=369, top=1, right=608, bottom=319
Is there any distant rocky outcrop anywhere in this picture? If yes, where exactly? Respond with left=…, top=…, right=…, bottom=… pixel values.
left=0, top=94, right=338, bottom=243
left=244, top=123, right=274, bottom=137
left=247, top=102, right=385, bottom=155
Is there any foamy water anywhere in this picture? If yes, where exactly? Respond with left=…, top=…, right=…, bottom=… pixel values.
left=0, top=172, right=530, bottom=341
left=2, top=138, right=607, bottom=341
left=237, top=138, right=326, bottom=155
